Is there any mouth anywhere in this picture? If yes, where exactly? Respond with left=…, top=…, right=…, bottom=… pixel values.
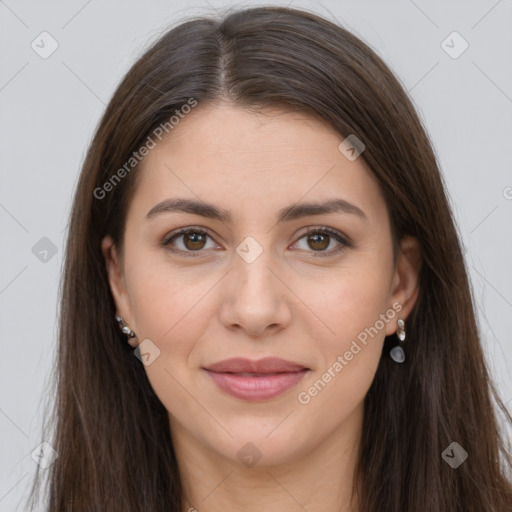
left=203, top=357, right=310, bottom=401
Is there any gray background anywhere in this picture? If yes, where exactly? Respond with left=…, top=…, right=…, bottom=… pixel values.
left=1, top=0, right=511, bottom=509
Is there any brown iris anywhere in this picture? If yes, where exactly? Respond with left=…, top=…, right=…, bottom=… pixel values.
left=183, top=232, right=207, bottom=250
left=307, top=232, right=329, bottom=251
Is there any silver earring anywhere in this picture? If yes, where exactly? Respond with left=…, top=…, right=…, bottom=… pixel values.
left=115, top=314, right=136, bottom=339
left=390, top=318, right=406, bottom=363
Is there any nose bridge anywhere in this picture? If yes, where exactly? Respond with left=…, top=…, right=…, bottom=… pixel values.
left=219, top=229, right=293, bottom=337
left=233, top=234, right=278, bottom=298
left=218, top=232, right=292, bottom=334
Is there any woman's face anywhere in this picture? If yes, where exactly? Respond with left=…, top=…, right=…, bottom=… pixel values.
left=103, top=102, right=419, bottom=467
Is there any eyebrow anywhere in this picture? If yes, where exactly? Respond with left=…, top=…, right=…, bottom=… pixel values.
left=145, top=197, right=368, bottom=223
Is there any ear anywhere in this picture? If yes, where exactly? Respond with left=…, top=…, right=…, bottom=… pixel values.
left=385, top=235, right=422, bottom=336
left=101, top=235, right=138, bottom=348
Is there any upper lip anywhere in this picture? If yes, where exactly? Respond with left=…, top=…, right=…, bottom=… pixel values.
left=203, top=357, right=308, bottom=374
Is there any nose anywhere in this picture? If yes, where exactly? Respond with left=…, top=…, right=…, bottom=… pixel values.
left=218, top=243, right=293, bottom=338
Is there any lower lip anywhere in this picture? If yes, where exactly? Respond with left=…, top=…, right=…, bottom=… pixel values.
left=204, top=369, right=308, bottom=401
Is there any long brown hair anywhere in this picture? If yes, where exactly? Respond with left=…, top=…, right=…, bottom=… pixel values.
left=26, top=6, right=512, bottom=511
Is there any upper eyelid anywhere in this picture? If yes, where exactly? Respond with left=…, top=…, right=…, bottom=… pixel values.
left=162, top=226, right=216, bottom=244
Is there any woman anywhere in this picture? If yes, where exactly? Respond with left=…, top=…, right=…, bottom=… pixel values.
left=27, top=5, right=512, bottom=511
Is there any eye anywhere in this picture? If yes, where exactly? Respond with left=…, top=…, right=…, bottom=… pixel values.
left=161, top=227, right=219, bottom=257
left=161, top=226, right=350, bottom=258
left=292, top=227, right=350, bottom=257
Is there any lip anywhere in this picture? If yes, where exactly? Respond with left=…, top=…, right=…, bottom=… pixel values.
left=203, top=357, right=309, bottom=401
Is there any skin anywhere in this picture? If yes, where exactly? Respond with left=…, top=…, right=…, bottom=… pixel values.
left=102, top=102, right=421, bottom=512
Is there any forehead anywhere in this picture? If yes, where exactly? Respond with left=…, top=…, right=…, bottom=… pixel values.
left=129, top=102, right=386, bottom=225
left=145, top=103, right=353, bottom=169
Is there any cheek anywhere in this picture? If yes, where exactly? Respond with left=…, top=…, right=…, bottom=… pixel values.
left=305, top=263, right=392, bottom=346
left=124, top=259, right=216, bottom=418
left=296, top=264, right=391, bottom=404
left=128, top=265, right=214, bottom=350
left=122, top=248, right=216, bottom=370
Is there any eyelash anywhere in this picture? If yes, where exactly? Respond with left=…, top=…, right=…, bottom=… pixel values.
left=160, top=226, right=351, bottom=258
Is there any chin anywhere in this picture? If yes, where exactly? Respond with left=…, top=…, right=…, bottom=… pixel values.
left=209, top=419, right=316, bottom=468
